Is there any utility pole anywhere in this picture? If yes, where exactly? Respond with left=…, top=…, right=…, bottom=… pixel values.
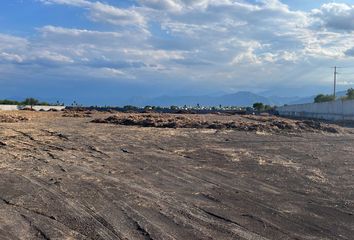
left=333, top=66, right=338, bottom=98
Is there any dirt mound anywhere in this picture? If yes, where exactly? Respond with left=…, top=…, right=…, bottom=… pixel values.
left=92, top=114, right=193, bottom=128
left=47, top=108, right=60, bottom=112
left=64, top=107, right=86, bottom=112
left=62, top=109, right=96, bottom=118
left=92, top=114, right=340, bottom=133
left=62, top=112, right=92, bottom=118
left=20, top=107, right=36, bottom=111
left=244, top=115, right=339, bottom=133
left=0, top=114, right=29, bottom=123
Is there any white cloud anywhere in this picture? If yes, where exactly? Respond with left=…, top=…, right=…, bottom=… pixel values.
left=0, top=32, right=74, bottom=66
left=40, top=0, right=146, bottom=26
left=34, top=51, right=74, bottom=63
left=39, top=25, right=122, bottom=37
left=1, top=0, right=354, bottom=93
left=138, top=0, right=184, bottom=11
left=345, top=47, right=354, bottom=56
left=0, top=34, right=28, bottom=51
left=138, top=0, right=235, bottom=12
left=311, top=3, right=354, bottom=32
left=0, top=52, right=25, bottom=63
left=89, top=2, right=145, bottom=26
left=39, top=0, right=89, bottom=6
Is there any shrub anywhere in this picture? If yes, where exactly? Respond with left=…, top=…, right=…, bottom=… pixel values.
left=253, top=102, right=264, bottom=111
left=346, top=88, right=354, bottom=100
left=0, top=99, right=21, bottom=105
left=314, top=94, right=335, bottom=103
left=264, top=105, right=274, bottom=111
left=0, top=98, right=52, bottom=106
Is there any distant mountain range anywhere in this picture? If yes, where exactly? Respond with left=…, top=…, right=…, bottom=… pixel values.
left=6, top=90, right=347, bottom=107
left=126, top=91, right=319, bottom=107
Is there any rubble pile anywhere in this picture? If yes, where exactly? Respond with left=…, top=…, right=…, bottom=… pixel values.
left=0, top=114, right=29, bottom=123
left=62, top=109, right=95, bottom=118
left=92, top=114, right=340, bottom=133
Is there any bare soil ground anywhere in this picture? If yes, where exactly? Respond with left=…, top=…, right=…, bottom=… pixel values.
left=0, top=111, right=353, bottom=240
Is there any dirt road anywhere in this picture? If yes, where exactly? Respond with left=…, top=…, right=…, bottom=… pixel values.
left=0, top=112, right=353, bottom=239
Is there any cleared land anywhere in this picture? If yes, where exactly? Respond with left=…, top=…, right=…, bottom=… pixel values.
left=0, top=111, right=353, bottom=240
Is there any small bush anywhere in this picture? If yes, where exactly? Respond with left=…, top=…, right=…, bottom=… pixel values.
left=346, top=88, right=354, bottom=100
left=253, top=102, right=264, bottom=111
left=314, top=94, right=335, bottom=103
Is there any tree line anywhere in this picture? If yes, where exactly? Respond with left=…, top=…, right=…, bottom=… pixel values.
left=0, top=98, right=60, bottom=106
left=314, top=88, right=354, bottom=103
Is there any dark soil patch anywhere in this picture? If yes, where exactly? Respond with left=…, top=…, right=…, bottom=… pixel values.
left=92, top=113, right=341, bottom=133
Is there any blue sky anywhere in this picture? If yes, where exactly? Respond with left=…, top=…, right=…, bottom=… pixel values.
left=1, top=0, right=354, bottom=105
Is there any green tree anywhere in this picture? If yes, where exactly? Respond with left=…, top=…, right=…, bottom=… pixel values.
left=346, top=88, right=354, bottom=100
left=123, top=105, right=138, bottom=111
left=264, top=105, right=274, bottom=111
left=314, top=94, right=335, bottom=103
left=0, top=99, right=20, bottom=105
left=170, top=105, right=178, bottom=110
left=22, top=98, right=39, bottom=108
left=0, top=98, right=52, bottom=106
left=253, top=102, right=264, bottom=111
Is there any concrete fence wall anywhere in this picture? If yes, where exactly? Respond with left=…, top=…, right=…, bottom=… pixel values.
left=276, top=99, right=354, bottom=121
left=0, top=105, right=66, bottom=111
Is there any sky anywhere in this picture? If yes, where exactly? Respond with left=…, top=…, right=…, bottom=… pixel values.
left=1, top=0, right=354, bottom=105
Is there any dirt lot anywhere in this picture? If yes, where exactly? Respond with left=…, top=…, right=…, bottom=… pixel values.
left=0, top=111, right=353, bottom=240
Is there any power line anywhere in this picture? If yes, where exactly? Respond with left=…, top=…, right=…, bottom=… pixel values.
left=339, top=72, right=354, bottom=75
left=337, top=79, right=354, bottom=82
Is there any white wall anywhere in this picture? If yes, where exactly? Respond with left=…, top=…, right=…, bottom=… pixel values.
left=0, top=105, right=65, bottom=111
left=277, top=99, right=354, bottom=121
left=0, top=105, right=19, bottom=111
left=29, top=106, right=65, bottom=111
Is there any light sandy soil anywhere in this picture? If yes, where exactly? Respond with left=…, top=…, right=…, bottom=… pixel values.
left=0, top=111, right=353, bottom=240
